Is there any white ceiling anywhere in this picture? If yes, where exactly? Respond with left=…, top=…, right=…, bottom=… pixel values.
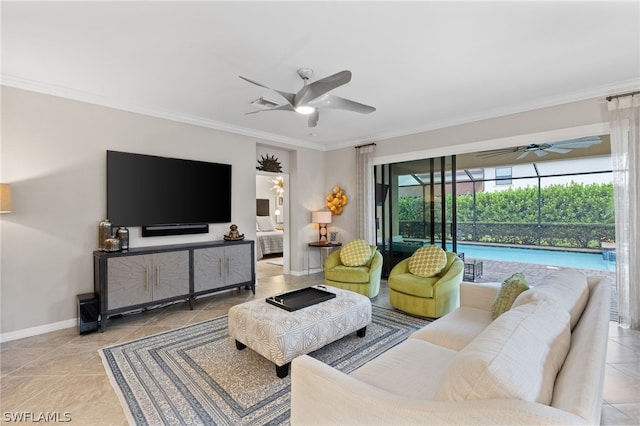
left=2, top=1, right=639, bottom=151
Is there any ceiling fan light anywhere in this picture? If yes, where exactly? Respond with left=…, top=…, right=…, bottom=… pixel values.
left=295, top=105, right=315, bottom=115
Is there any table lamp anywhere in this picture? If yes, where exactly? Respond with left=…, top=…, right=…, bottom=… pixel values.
left=311, top=211, right=332, bottom=243
left=0, top=183, right=12, bottom=213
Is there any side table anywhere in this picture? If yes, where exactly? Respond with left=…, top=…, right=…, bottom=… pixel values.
left=307, top=242, right=342, bottom=275
left=463, top=259, right=483, bottom=282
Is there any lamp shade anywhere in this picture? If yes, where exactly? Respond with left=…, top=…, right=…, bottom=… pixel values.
left=311, top=211, right=332, bottom=224
left=0, top=184, right=12, bottom=213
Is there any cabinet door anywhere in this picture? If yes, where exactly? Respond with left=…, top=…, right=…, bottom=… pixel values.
left=107, top=255, right=153, bottom=310
left=225, top=244, right=252, bottom=286
left=193, top=247, right=225, bottom=292
left=152, top=251, right=190, bottom=301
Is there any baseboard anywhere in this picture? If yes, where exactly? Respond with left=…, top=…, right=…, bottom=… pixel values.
left=289, top=268, right=322, bottom=276
left=0, top=318, right=77, bottom=343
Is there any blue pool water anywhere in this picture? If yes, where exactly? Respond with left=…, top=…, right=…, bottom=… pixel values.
left=449, top=243, right=616, bottom=271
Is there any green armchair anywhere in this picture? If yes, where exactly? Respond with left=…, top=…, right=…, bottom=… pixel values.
left=388, top=252, right=464, bottom=318
left=324, top=245, right=383, bottom=298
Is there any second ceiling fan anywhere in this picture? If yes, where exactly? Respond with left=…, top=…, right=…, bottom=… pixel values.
left=477, top=136, right=603, bottom=160
left=240, top=68, right=376, bottom=127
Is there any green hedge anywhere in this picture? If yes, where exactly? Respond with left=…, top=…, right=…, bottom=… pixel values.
left=397, top=182, right=614, bottom=249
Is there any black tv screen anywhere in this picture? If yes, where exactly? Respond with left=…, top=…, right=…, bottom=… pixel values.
left=107, top=150, right=231, bottom=227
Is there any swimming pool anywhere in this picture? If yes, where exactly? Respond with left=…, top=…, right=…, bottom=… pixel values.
left=449, top=243, right=616, bottom=271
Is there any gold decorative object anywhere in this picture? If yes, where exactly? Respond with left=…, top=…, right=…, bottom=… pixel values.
left=104, top=237, right=121, bottom=252
left=326, top=185, right=348, bottom=215
left=256, top=154, right=282, bottom=173
left=224, top=224, right=245, bottom=241
left=98, top=219, right=112, bottom=251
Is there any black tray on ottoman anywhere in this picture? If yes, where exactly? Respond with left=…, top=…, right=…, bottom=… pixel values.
left=266, top=286, right=336, bottom=311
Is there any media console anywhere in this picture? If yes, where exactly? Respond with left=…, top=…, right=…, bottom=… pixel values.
left=93, top=239, right=254, bottom=331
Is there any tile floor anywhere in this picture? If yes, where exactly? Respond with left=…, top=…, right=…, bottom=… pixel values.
left=1, top=263, right=638, bottom=425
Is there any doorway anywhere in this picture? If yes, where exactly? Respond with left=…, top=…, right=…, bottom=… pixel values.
left=256, top=172, right=290, bottom=277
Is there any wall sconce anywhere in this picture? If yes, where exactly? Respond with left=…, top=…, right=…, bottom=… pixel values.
left=0, top=183, right=12, bottom=213
left=311, top=211, right=332, bottom=243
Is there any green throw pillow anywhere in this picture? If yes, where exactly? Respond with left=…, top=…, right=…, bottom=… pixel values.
left=339, top=239, right=372, bottom=267
left=408, top=245, right=448, bottom=277
left=491, top=273, right=530, bottom=319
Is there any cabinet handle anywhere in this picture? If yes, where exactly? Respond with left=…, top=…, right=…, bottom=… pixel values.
left=219, top=258, right=222, bottom=278
left=156, top=266, right=160, bottom=288
left=227, top=257, right=230, bottom=274
left=145, top=267, right=149, bottom=290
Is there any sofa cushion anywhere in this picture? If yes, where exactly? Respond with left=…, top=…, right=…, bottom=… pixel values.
left=351, top=339, right=457, bottom=399
left=491, top=273, right=529, bottom=319
left=512, top=268, right=589, bottom=330
left=325, top=265, right=370, bottom=284
left=408, top=245, right=447, bottom=278
left=435, top=299, right=571, bottom=405
left=339, top=239, right=372, bottom=267
left=410, top=307, right=493, bottom=351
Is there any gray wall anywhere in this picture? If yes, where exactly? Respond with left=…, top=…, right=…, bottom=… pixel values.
left=0, top=86, right=323, bottom=338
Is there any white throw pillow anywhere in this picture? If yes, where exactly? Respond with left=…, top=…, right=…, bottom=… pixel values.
left=435, top=299, right=571, bottom=405
left=256, top=216, right=275, bottom=232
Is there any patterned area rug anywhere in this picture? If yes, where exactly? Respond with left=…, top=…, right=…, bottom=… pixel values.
left=100, top=305, right=430, bottom=425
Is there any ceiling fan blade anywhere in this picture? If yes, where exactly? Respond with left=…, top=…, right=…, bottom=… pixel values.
left=545, top=147, right=572, bottom=154
left=517, top=151, right=530, bottom=160
left=244, top=104, right=295, bottom=114
left=477, top=148, right=519, bottom=158
left=239, top=76, right=296, bottom=105
left=549, top=136, right=602, bottom=149
left=307, top=94, right=376, bottom=114
left=308, top=110, right=319, bottom=127
left=554, top=141, right=601, bottom=149
left=534, top=150, right=549, bottom=157
left=295, top=70, right=352, bottom=106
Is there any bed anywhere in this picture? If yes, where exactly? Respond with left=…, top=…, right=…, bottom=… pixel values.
left=256, top=199, right=284, bottom=260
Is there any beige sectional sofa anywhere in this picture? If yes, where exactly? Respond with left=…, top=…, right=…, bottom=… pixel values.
left=291, top=269, right=611, bottom=425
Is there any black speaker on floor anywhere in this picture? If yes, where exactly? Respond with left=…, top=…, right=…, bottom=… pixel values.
left=77, top=293, right=99, bottom=335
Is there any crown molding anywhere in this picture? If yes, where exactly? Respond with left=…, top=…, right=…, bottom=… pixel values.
left=3, top=74, right=637, bottom=153
left=0, top=74, right=327, bottom=151
left=327, top=78, right=640, bottom=151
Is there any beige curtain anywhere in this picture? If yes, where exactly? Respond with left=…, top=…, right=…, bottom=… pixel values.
left=355, top=144, right=376, bottom=244
left=609, top=94, right=640, bottom=329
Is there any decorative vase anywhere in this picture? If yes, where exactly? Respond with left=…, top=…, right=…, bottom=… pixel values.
left=117, top=227, right=129, bottom=250
left=104, top=237, right=121, bottom=252
left=98, top=219, right=112, bottom=251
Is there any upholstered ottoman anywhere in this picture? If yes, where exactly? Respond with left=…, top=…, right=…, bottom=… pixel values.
left=228, top=285, right=371, bottom=378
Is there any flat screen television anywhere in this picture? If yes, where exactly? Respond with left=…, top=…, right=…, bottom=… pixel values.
left=107, top=150, right=231, bottom=235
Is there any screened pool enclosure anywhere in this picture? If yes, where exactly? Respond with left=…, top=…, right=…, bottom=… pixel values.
left=374, top=139, right=614, bottom=276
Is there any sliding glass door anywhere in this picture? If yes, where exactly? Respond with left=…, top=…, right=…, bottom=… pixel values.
left=375, top=155, right=458, bottom=277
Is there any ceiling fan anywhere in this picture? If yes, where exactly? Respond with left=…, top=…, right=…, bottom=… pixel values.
left=240, top=68, right=376, bottom=127
left=477, top=136, right=602, bottom=160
